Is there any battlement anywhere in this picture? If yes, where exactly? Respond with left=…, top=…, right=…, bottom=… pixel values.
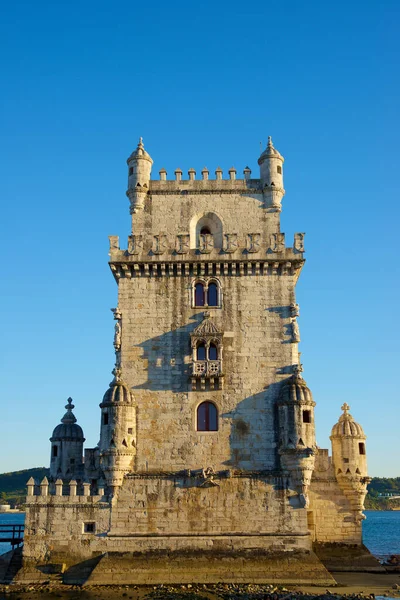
left=156, top=166, right=254, bottom=183
left=25, top=477, right=108, bottom=503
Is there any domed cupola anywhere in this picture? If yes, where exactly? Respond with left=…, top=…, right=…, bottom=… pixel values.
left=330, top=403, right=370, bottom=521
left=331, top=403, right=365, bottom=439
left=126, top=137, right=153, bottom=214
left=49, top=398, right=85, bottom=481
left=277, top=371, right=317, bottom=508
left=258, top=136, right=285, bottom=211
left=330, top=403, right=367, bottom=477
left=100, top=370, right=134, bottom=406
left=98, top=368, right=137, bottom=493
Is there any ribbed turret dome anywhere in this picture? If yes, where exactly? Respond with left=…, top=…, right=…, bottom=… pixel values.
left=278, top=372, right=315, bottom=406
left=258, top=136, right=284, bottom=164
left=50, top=398, right=85, bottom=441
left=127, top=137, right=152, bottom=163
left=331, top=403, right=365, bottom=438
left=101, top=368, right=133, bottom=406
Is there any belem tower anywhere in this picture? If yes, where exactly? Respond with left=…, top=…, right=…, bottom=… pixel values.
left=22, top=138, right=371, bottom=584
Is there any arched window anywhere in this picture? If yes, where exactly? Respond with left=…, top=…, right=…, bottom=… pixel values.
left=52, top=446, right=58, bottom=458
left=192, top=279, right=221, bottom=308
left=207, top=282, right=218, bottom=306
left=197, top=401, right=218, bottom=431
left=195, top=283, right=205, bottom=306
left=209, top=342, right=218, bottom=360
left=196, top=342, right=206, bottom=361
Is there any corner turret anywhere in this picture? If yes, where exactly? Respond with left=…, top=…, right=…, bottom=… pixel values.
left=99, top=368, right=137, bottom=494
left=258, top=136, right=285, bottom=211
left=126, top=137, right=153, bottom=214
left=330, top=403, right=370, bottom=521
left=49, top=398, right=85, bottom=481
left=277, top=370, right=317, bottom=507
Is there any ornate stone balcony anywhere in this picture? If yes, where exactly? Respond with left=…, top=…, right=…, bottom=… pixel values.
left=192, top=360, right=222, bottom=377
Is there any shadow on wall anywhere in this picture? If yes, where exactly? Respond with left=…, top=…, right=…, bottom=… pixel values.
left=221, top=381, right=282, bottom=471
left=131, top=313, right=204, bottom=391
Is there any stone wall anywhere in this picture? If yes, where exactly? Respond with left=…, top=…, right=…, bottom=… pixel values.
left=118, top=271, right=299, bottom=473
left=309, top=449, right=362, bottom=544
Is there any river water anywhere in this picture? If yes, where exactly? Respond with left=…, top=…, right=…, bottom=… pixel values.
left=1, top=510, right=400, bottom=558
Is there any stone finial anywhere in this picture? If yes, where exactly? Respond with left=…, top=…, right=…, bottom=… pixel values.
left=174, top=168, right=182, bottom=182
left=188, top=168, right=196, bottom=181
left=201, top=167, right=209, bottom=181
left=341, top=403, right=350, bottom=414
left=215, top=167, right=223, bottom=180
left=82, top=482, right=91, bottom=497
left=243, top=166, right=251, bottom=180
left=112, top=367, right=123, bottom=383
left=228, top=167, right=236, bottom=181
left=55, top=479, right=63, bottom=496
left=69, top=480, right=77, bottom=497
left=138, top=136, right=144, bottom=148
left=61, top=397, right=77, bottom=425
left=159, top=168, right=167, bottom=181
left=40, top=477, right=49, bottom=496
left=27, top=477, right=35, bottom=496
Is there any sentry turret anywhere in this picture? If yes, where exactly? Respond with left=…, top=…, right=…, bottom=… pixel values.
left=126, top=137, right=153, bottom=213
left=258, top=136, right=285, bottom=211
left=330, top=403, right=370, bottom=521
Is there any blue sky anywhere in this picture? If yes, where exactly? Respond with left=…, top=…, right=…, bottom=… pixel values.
left=0, top=0, right=398, bottom=477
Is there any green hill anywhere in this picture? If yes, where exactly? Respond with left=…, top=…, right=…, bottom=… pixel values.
left=0, top=467, right=50, bottom=507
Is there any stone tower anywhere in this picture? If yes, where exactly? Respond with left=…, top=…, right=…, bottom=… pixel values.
left=49, top=398, right=85, bottom=481
left=330, top=403, right=370, bottom=521
left=23, top=137, right=370, bottom=585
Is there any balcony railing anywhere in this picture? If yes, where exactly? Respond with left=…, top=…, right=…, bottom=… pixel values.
left=192, top=360, right=222, bottom=377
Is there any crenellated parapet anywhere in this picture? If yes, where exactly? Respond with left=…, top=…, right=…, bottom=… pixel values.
left=26, top=476, right=108, bottom=503
left=108, top=233, right=305, bottom=283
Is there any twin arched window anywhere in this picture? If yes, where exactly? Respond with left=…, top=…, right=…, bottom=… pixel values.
left=194, top=281, right=219, bottom=307
left=196, top=342, right=218, bottom=361
left=197, top=401, right=218, bottom=431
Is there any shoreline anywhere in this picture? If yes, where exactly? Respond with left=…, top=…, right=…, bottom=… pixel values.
left=1, top=573, right=400, bottom=600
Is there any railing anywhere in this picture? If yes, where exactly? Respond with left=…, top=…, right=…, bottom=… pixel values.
left=0, top=524, right=24, bottom=547
left=192, top=360, right=222, bottom=377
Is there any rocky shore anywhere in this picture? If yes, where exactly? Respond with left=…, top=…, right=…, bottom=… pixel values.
left=1, top=577, right=400, bottom=600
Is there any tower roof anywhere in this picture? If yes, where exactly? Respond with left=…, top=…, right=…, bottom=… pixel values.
left=127, top=137, right=153, bottom=164
left=50, top=398, right=85, bottom=441
left=192, top=312, right=222, bottom=337
left=330, top=403, right=366, bottom=439
left=100, top=368, right=134, bottom=406
left=258, top=136, right=284, bottom=164
left=277, top=372, right=315, bottom=406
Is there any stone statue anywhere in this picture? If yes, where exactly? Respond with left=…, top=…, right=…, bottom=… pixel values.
left=290, top=303, right=300, bottom=318
left=291, top=318, right=300, bottom=343
left=114, top=321, right=122, bottom=351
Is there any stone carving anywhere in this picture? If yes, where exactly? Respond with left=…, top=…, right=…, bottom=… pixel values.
left=269, top=233, right=285, bottom=253
left=176, top=234, right=190, bottom=254
left=291, top=318, right=300, bottom=343
left=223, top=233, right=238, bottom=254
left=153, top=234, right=169, bottom=255
left=200, top=466, right=219, bottom=487
left=127, top=235, right=143, bottom=255
left=111, top=309, right=122, bottom=365
left=294, top=232, right=305, bottom=253
left=198, top=233, right=214, bottom=254
left=246, top=233, right=261, bottom=253
left=290, top=303, right=300, bottom=318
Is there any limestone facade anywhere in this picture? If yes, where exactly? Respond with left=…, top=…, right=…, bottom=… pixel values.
left=22, top=138, right=371, bottom=582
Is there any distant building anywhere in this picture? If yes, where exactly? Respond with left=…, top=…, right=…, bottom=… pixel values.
left=23, top=138, right=370, bottom=584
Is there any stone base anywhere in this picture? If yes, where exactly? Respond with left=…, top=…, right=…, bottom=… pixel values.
left=314, top=543, right=386, bottom=573
left=84, top=549, right=335, bottom=586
